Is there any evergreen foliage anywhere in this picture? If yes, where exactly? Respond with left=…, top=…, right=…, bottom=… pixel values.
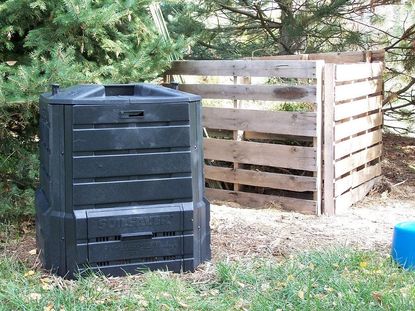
left=163, top=0, right=372, bottom=59
left=0, top=0, right=185, bottom=221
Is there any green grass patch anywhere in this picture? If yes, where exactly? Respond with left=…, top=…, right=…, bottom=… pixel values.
left=0, top=249, right=414, bottom=310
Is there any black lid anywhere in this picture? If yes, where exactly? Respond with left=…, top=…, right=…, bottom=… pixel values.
left=40, top=83, right=201, bottom=105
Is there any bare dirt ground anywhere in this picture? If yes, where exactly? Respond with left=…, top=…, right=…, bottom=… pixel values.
left=2, top=134, right=415, bottom=270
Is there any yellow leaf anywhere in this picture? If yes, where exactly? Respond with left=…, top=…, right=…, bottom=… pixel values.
left=29, top=249, right=37, bottom=255
left=24, top=270, right=35, bottom=277
left=44, top=304, right=54, bottom=311
left=359, top=261, right=368, bottom=269
left=324, top=286, right=334, bottom=292
left=298, top=290, right=305, bottom=300
left=41, top=277, right=52, bottom=284
left=29, top=293, right=42, bottom=301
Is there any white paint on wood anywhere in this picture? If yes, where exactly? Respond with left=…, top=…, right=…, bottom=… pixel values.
left=334, top=163, right=381, bottom=197
left=335, top=112, right=382, bottom=141
left=335, top=130, right=382, bottom=160
left=335, top=79, right=382, bottom=102
left=335, top=62, right=383, bottom=82
left=323, top=63, right=336, bottom=215
left=335, top=95, right=382, bottom=121
left=335, top=143, right=382, bottom=178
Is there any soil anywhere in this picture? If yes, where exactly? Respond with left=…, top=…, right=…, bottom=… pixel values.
left=2, top=134, right=414, bottom=271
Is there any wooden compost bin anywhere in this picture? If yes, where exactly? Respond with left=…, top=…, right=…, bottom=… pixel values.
left=165, top=50, right=384, bottom=215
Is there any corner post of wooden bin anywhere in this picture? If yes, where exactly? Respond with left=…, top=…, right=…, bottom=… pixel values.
left=323, top=63, right=336, bottom=215
left=314, top=61, right=324, bottom=215
left=232, top=75, right=241, bottom=192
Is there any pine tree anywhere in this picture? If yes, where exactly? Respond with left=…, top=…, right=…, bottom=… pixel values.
left=164, top=0, right=372, bottom=59
left=0, top=0, right=186, bottom=221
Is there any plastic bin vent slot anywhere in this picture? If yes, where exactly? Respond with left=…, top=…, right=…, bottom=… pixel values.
left=120, top=110, right=144, bottom=119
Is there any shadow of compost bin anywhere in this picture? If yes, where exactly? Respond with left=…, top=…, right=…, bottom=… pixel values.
left=36, top=83, right=211, bottom=278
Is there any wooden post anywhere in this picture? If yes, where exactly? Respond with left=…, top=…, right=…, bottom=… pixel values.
left=314, top=61, right=324, bottom=215
left=232, top=75, right=240, bottom=192
left=323, top=63, right=336, bottom=215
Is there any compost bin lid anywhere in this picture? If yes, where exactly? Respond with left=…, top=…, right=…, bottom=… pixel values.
left=40, top=83, right=201, bottom=105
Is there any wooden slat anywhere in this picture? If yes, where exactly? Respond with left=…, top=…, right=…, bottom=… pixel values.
left=335, top=130, right=382, bottom=160
left=335, top=143, right=382, bottom=178
left=335, top=176, right=381, bottom=212
left=205, top=188, right=317, bottom=214
left=244, top=131, right=314, bottom=142
left=203, top=107, right=317, bottom=137
left=204, top=138, right=316, bottom=171
left=168, top=60, right=317, bottom=78
left=335, top=112, right=382, bottom=141
left=179, top=84, right=316, bottom=103
left=335, top=79, right=382, bottom=102
left=335, top=62, right=383, bottom=82
left=204, top=165, right=316, bottom=192
left=335, top=95, right=382, bottom=121
left=334, top=163, right=381, bottom=197
left=247, top=50, right=385, bottom=64
left=323, top=63, right=336, bottom=216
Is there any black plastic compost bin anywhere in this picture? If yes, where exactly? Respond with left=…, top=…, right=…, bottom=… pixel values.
left=36, top=83, right=211, bottom=278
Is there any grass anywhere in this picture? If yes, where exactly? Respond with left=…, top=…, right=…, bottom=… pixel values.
left=0, top=249, right=414, bottom=310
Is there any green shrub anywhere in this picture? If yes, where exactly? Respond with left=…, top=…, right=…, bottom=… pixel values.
left=0, top=0, right=185, bottom=222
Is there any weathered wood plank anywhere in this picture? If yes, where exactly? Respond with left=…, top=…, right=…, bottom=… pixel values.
left=335, top=95, right=382, bottom=121
left=179, top=84, right=316, bottom=103
left=334, top=162, right=381, bottom=197
left=247, top=50, right=385, bottom=64
left=168, top=60, right=317, bottom=78
left=205, top=188, right=317, bottom=214
left=335, top=112, right=382, bottom=141
left=335, top=143, right=382, bottom=178
left=204, top=165, right=316, bottom=192
left=335, top=130, right=382, bottom=160
left=204, top=138, right=317, bottom=171
left=335, top=79, right=382, bottom=102
left=203, top=107, right=317, bottom=137
left=323, top=63, right=336, bottom=216
left=244, top=131, right=314, bottom=142
left=335, top=62, right=383, bottom=82
left=335, top=176, right=381, bottom=212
